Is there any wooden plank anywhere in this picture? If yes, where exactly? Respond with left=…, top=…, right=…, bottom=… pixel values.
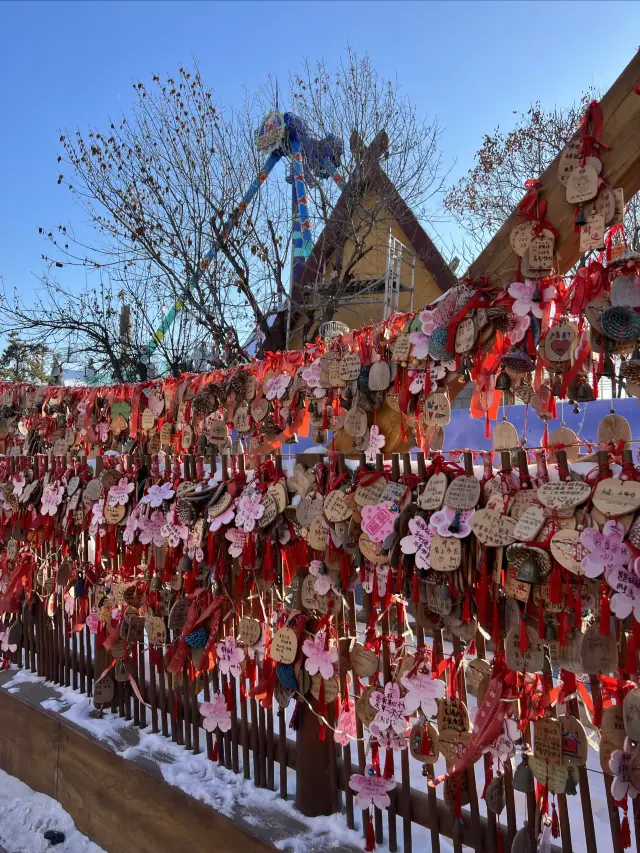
left=467, top=51, right=640, bottom=288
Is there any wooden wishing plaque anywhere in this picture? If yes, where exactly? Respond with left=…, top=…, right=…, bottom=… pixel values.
left=534, top=717, right=563, bottom=766
left=270, top=627, right=298, bottom=665
left=429, top=533, right=461, bottom=571
left=550, top=528, right=587, bottom=575
left=445, top=474, right=480, bottom=510
left=355, top=477, right=387, bottom=507
left=454, top=316, right=477, bottom=354
left=592, top=479, right=640, bottom=516
left=301, top=573, right=330, bottom=615
left=470, top=509, right=517, bottom=547
left=419, top=472, right=448, bottom=511
left=528, top=756, right=578, bottom=795
left=512, top=505, right=545, bottom=541
left=544, top=324, right=575, bottom=363
left=323, top=489, right=352, bottom=523
left=344, top=406, right=368, bottom=438
left=623, top=687, right=640, bottom=741
left=600, top=705, right=625, bottom=773
left=368, top=361, right=391, bottom=391
left=505, top=626, right=544, bottom=673
left=528, top=231, right=555, bottom=271
left=238, top=616, right=262, bottom=647
left=350, top=641, right=379, bottom=678
left=510, top=220, right=536, bottom=256
left=492, top=420, right=518, bottom=452
left=409, top=721, right=440, bottom=764
left=537, top=481, right=591, bottom=510
left=392, top=334, right=412, bottom=363
left=580, top=621, right=617, bottom=675
left=423, top=392, right=451, bottom=428
left=559, top=715, right=588, bottom=767
left=566, top=164, right=599, bottom=204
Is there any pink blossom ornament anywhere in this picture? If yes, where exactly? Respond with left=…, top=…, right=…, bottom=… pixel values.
left=309, top=560, right=339, bottom=595
left=107, top=477, right=135, bottom=507
left=302, top=359, right=322, bottom=388
left=365, top=424, right=386, bottom=464
left=64, top=593, right=75, bottom=617
left=148, top=391, right=164, bottom=418
left=302, top=630, right=338, bottom=680
left=85, top=610, right=100, bottom=634
left=217, top=636, right=244, bottom=678
left=138, top=510, right=166, bottom=547
left=510, top=314, right=531, bottom=345
left=141, top=482, right=175, bottom=508
left=265, top=373, right=291, bottom=400
left=484, top=717, right=520, bottom=761
left=420, top=308, right=441, bottom=337
left=12, top=474, right=25, bottom=498
left=400, top=516, right=433, bottom=570
left=41, top=484, right=64, bottom=517
left=335, top=705, right=357, bottom=747
left=361, top=502, right=398, bottom=544
left=409, top=332, right=430, bottom=361
left=236, top=488, right=265, bottom=533
left=161, top=517, right=189, bottom=548
left=201, top=692, right=232, bottom=733
left=606, top=557, right=640, bottom=621
left=508, top=280, right=557, bottom=319
left=96, top=421, right=110, bottom=443
left=370, top=681, right=407, bottom=735
left=580, top=520, right=629, bottom=579
left=0, top=628, right=17, bottom=654
left=408, top=370, right=426, bottom=394
left=209, top=506, right=235, bottom=533
left=610, top=739, right=640, bottom=800
left=429, top=506, right=473, bottom=539
left=122, top=509, right=140, bottom=545
left=371, top=722, right=410, bottom=749
left=349, top=765, right=396, bottom=809
left=90, top=498, right=105, bottom=528
left=401, top=669, right=445, bottom=717
left=225, top=527, right=247, bottom=558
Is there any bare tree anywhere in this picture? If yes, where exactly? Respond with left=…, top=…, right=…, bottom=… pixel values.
left=444, top=90, right=640, bottom=266
left=2, top=51, right=447, bottom=376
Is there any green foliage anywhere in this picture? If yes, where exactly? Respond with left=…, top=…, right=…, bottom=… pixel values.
left=0, top=333, right=52, bottom=384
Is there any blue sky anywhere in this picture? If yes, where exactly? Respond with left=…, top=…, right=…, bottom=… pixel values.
left=1, top=0, right=639, bottom=298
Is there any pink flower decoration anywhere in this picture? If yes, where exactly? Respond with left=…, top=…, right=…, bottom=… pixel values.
left=138, top=510, right=166, bottom=547
left=64, top=593, right=75, bottom=617
left=361, top=502, right=398, bottom=544
left=107, top=477, right=135, bottom=507
left=335, top=703, right=357, bottom=746
left=400, top=516, right=433, bottom=570
left=141, top=482, right=175, bottom=508
left=610, top=739, right=640, bottom=800
left=85, top=610, right=100, bottom=634
left=148, top=391, right=164, bottom=418
left=409, top=370, right=426, bottom=394
left=483, top=717, right=520, bottom=761
left=265, top=373, right=291, bottom=400
left=225, top=527, right=247, bottom=558
left=309, top=560, right=339, bottom=595
left=606, top=557, right=640, bottom=621
left=365, top=424, right=386, bottom=464
left=161, top=517, right=189, bottom=548
left=12, top=474, right=25, bottom=498
left=508, top=280, right=556, bottom=319
left=303, top=630, right=338, bottom=680
left=122, top=509, right=140, bottom=545
left=0, top=628, right=17, bottom=653
left=201, top=693, right=232, bottom=733
left=409, top=332, right=430, bottom=360
left=429, top=506, right=473, bottom=539
left=420, top=308, right=441, bottom=337
left=371, top=723, right=410, bottom=749
left=302, top=359, right=322, bottom=388
left=91, top=498, right=105, bottom=528
left=41, top=484, right=64, bottom=517
left=209, top=506, right=235, bottom=533
left=510, top=314, right=531, bottom=345
left=401, top=669, right=445, bottom=717
left=349, top=765, right=396, bottom=809
left=217, top=636, right=244, bottom=678
left=580, top=520, right=629, bottom=579
left=247, top=624, right=268, bottom=662
left=370, top=681, right=406, bottom=735
left=236, top=488, right=265, bottom=532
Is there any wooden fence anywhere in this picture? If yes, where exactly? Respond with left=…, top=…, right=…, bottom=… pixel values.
left=0, top=448, right=629, bottom=853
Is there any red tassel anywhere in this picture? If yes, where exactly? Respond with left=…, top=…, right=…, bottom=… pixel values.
left=549, top=564, right=562, bottom=604
left=621, top=812, right=631, bottom=849
left=371, top=740, right=380, bottom=773
left=485, top=411, right=491, bottom=439
left=211, top=739, right=219, bottom=762
left=384, top=747, right=395, bottom=779
left=600, top=585, right=611, bottom=636
left=541, top=422, right=549, bottom=448
left=318, top=722, right=326, bottom=741
left=462, top=591, right=471, bottom=623
left=365, top=816, right=376, bottom=852
left=519, top=616, right=528, bottom=653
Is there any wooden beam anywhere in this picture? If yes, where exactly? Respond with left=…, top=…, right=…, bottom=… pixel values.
left=467, top=50, right=640, bottom=288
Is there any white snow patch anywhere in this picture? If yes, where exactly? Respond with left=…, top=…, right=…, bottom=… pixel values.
left=0, top=768, right=106, bottom=853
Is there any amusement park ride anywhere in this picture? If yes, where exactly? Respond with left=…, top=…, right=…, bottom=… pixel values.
left=145, top=109, right=345, bottom=363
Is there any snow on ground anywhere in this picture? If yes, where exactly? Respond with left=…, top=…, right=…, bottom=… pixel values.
left=0, top=767, right=105, bottom=853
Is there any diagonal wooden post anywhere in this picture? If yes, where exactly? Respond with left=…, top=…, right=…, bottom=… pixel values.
left=466, top=51, right=640, bottom=289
